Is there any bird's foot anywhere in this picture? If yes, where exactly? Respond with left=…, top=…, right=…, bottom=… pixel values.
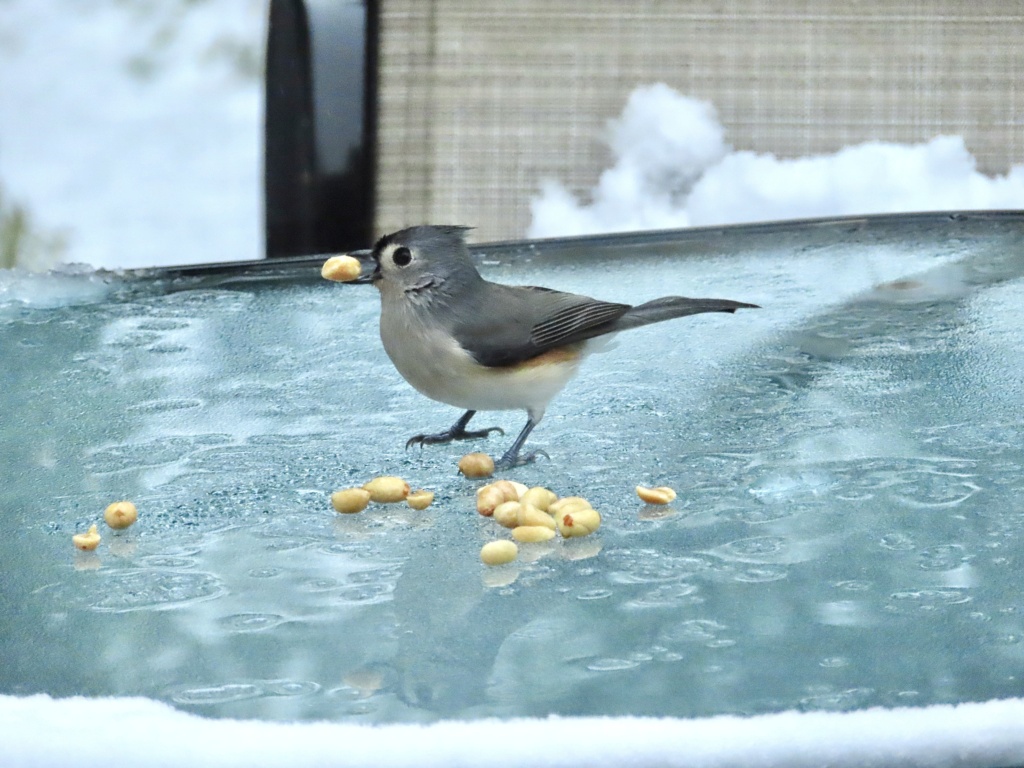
left=494, top=448, right=549, bottom=471
left=406, top=425, right=504, bottom=449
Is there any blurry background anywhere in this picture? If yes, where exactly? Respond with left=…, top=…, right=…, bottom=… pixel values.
left=1, top=0, right=1023, bottom=271
left=0, top=0, right=264, bottom=271
left=377, top=1, right=1024, bottom=241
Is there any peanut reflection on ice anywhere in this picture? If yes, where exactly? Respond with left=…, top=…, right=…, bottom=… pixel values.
left=320, top=255, right=363, bottom=282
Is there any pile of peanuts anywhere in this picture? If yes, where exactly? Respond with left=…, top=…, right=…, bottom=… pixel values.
left=475, top=479, right=603, bottom=566
left=328, top=454, right=678, bottom=569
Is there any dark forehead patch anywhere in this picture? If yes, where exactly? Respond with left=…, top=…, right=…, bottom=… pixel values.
left=371, top=231, right=398, bottom=261
left=372, top=225, right=473, bottom=261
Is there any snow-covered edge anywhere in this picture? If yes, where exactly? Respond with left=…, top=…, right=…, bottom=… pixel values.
left=2, top=694, right=1023, bottom=768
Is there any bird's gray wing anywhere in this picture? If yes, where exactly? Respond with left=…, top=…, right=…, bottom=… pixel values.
left=452, top=283, right=631, bottom=368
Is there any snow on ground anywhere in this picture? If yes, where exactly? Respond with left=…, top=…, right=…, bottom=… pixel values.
left=3, top=693, right=1024, bottom=768
left=529, top=84, right=1024, bottom=238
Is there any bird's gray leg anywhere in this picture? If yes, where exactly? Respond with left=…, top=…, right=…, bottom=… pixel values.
left=494, top=417, right=549, bottom=470
left=406, top=410, right=504, bottom=449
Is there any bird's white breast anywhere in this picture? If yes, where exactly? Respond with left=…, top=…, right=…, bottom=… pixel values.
left=378, top=292, right=582, bottom=417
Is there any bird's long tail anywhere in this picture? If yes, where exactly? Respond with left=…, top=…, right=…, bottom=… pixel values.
left=614, top=296, right=759, bottom=332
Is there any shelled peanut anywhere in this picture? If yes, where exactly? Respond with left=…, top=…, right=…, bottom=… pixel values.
left=320, top=254, right=363, bottom=282
left=103, top=501, right=138, bottom=530
left=636, top=485, right=677, bottom=505
left=330, top=475, right=434, bottom=514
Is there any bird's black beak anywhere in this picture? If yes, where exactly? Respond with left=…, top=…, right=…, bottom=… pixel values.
left=343, top=248, right=376, bottom=284
left=353, top=271, right=376, bottom=285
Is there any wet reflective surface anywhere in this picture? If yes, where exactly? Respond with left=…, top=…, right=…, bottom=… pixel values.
left=2, top=213, right=1024, bottom=722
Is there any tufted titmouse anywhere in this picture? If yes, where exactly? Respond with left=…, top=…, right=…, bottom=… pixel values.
left=365, top=225, right=757, bottom=469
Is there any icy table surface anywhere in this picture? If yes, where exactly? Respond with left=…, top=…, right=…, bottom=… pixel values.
left=2, top=214, right=1024, bottom=723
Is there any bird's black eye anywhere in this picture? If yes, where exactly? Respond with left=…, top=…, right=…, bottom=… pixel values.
left=392, top=246, right=412, bottom=267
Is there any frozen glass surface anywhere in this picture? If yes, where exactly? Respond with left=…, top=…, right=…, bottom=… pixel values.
left=2, top=213, right=1023, bottom=723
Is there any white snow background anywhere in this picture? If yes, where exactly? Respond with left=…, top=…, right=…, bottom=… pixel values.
left=3, top=4, right=1024, bottom=765
left=529, top=84, right=1024, bottom=239
left=3, top=7, right=1024, bottom=269
left=0, top=1, right=263, bottom=270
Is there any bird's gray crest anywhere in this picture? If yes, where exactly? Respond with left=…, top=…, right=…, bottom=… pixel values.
left=372, top=225, right=474, bottom=264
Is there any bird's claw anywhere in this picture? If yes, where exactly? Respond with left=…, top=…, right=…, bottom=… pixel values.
left=494, top=449, right=549, bottom=470
left=405, top=425, right=504, bottom=449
